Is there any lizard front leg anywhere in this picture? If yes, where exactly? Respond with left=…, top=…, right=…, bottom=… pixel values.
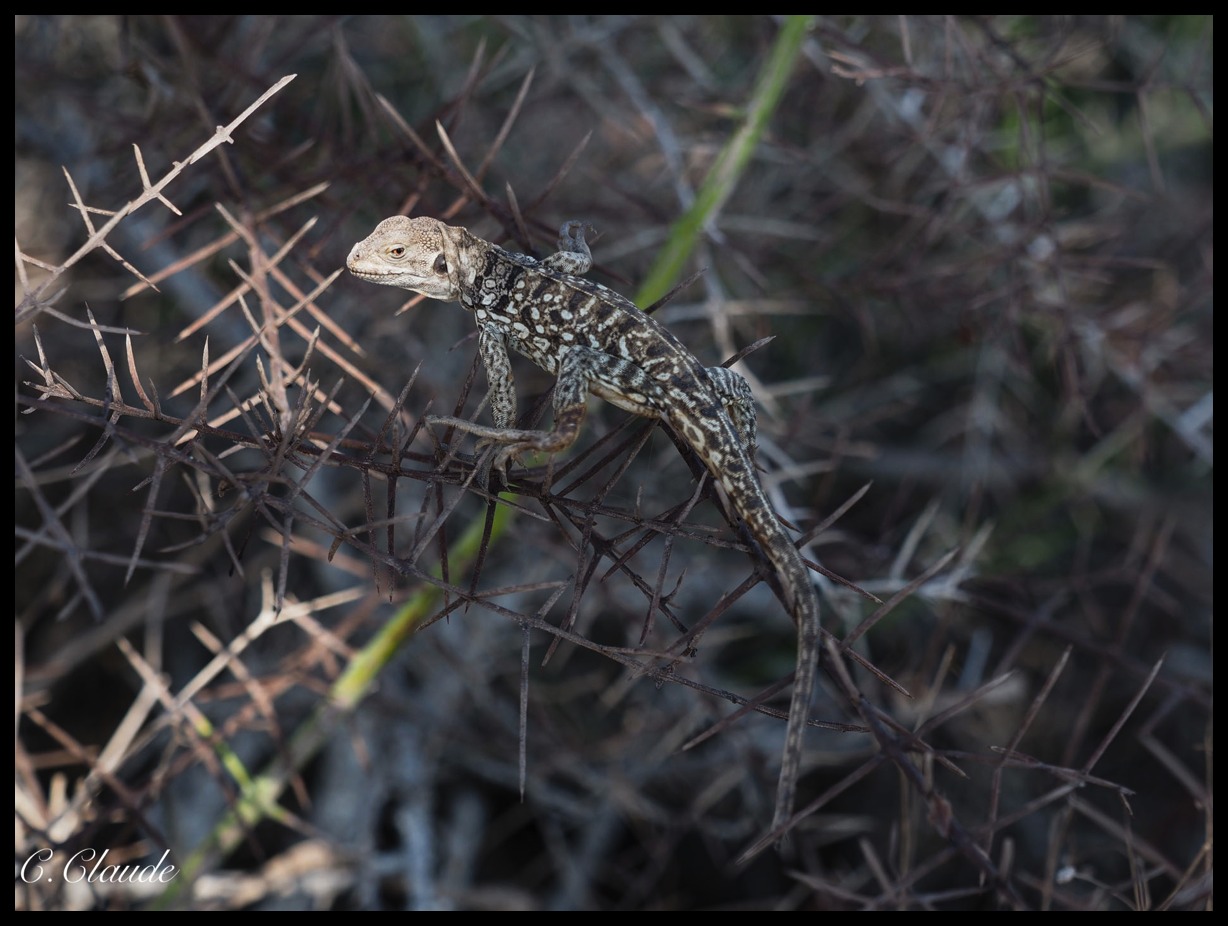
left=537, top=220, right=594, bottom=275
left=477, top=324, right=518, bottom=430
left=427, top=323, right=526, bottom=473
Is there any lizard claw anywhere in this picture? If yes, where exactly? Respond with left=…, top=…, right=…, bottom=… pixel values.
left=475, top=437, right=529, bottom=488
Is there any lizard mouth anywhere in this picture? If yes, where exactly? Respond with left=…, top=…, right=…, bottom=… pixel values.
left=347, top=268, right=394, bottom=282
left=347, top=267, right=428, bottom=289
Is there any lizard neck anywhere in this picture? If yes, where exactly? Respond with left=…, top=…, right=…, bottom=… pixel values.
left=454, top=237, right=540, bottom=321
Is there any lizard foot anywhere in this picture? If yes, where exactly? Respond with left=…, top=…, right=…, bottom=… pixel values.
left=558, top=220, right=595, bottom=253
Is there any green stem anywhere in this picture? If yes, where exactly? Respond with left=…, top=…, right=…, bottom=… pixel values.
left=636, top=15, right=815, bottom=309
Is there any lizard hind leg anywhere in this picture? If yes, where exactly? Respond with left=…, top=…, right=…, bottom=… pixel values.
left=706, top=365, right=759, bottom=464
left=425, top=343, right=600, bottom=477
left=425, top=406, right=589, bottom=477
left=486, top=401, right=589, bottom=475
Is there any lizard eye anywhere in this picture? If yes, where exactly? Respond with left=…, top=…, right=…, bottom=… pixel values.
left=433, top=254, right=448, bottom=275
left=388, top=246, right=405, bottom=259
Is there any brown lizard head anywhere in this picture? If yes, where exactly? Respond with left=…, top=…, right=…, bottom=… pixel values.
left=346, top=215, right=466, bottom=302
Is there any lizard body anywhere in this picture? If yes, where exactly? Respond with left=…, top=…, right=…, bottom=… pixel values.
left=347, top=215, right=818, bottom=837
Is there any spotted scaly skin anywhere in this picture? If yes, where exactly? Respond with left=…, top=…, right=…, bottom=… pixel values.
left=348, top=215, right=818, bottom=839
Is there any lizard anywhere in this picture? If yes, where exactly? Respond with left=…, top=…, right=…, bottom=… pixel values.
left=347, top=215, right=819, bottom=840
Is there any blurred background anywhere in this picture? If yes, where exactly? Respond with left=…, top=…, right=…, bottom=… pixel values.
left=15, top=15, right=1212, bottom=910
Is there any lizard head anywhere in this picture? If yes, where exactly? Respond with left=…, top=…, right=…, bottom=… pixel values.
left=347, top=215, right=462, bottom=301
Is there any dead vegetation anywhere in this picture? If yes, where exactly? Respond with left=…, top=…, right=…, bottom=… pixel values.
left=15, top=15, right=1212, bottom=910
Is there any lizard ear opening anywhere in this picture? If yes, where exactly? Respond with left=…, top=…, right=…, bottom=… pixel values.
left=433, top=254, right=448, bottom=275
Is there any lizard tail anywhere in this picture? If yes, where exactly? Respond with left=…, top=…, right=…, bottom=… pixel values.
left=689, top=412, right=820, bottom=842
left=756, top=525, right=820, bottom=839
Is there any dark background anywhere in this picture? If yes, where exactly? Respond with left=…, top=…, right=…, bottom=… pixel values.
left=15, top=15, right=1212, bottom=910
